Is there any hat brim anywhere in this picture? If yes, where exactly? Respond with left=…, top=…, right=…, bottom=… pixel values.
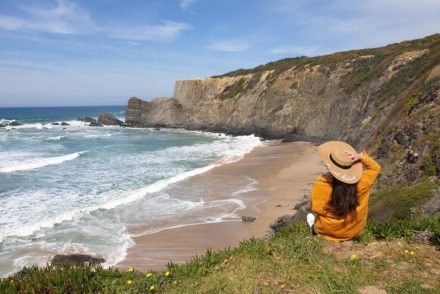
left=318, top=141, right=363, bottom=184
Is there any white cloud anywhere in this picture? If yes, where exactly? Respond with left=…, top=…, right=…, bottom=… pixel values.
left=0, top=0, right=97, bottom=34
left=110, top=21, right=192, bottom=42
left=208, top=40, right=251, bottom=52
left=180, top=0, right=198, bottom=10
left=0, top=1, right=191, bottom=42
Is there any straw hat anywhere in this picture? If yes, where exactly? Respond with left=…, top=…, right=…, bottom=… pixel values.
left=318, top=141, right=363, bottom=184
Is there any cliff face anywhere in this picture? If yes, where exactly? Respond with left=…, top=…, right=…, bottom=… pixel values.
left=126, top=34, right=440, bottom=183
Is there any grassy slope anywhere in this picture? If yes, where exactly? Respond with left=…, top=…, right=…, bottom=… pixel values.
left=1, top=182, right=439, bottom=293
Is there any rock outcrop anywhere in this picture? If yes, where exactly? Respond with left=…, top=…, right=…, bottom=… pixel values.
left=97, top=112, right=123, bottom=126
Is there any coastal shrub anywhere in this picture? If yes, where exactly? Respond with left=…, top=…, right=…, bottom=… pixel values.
left=361, top=216, right=440, bottom=244
left=216, top=78, right=247, bottom=100
left=421, top=156, right=437, bottom=176
left=369, top=180, right=438, bottom=220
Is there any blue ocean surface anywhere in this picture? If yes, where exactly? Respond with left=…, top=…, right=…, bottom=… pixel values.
left=0, top=106, right=262, bottom=277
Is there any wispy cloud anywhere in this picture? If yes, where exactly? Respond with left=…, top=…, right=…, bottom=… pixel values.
left=110, top=21, right=192, bottom=42
left=180, top=0, right=198, bottom=10
left=0, top=0, right=97, bottom=34
left=0, top=0, right=191, bottom=42
left=208, top=40, right=251, bottom=52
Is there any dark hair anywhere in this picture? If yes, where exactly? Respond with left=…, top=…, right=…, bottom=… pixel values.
left=326, top=177, right=358, bottom=217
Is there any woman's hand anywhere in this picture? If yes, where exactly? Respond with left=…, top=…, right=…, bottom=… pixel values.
left=344, top=151, right=364, bottom=162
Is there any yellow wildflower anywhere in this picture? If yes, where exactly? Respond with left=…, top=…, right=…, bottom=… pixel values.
left=127, top=280, right=133, bottom=285
left=128, top=267, right=134, bottom=272
left=150, top=285, right=155, bottom=291
left=281, top=284, right=286, bottom=289
left=165, top=271, right=170, bottom=277
left=146, top=272, right=153, bottom=278
left=404, top=250, right=409, bottom=254
left=350, top=254, right=358, bottom=261
left=410, top=251, right=415, bottom=255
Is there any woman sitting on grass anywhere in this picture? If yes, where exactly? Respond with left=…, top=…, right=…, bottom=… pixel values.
left=307, top=141, right=381, bottom=241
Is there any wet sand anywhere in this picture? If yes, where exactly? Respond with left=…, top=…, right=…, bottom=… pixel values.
left=117, top=141, right=325, bottom=271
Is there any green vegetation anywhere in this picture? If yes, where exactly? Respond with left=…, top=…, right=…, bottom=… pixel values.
left=216, top=78, right=247, bottom=101
left=2, top=218, right=439, bottom=293
left=174, top=101, right=183, bottom=110
left=369, top=180, right=438, bottom=220
left=421, top=156, right=437, bottom=176
left=361, top=217, right=440, bottom=244
left=214, top=34, right=439, bottom=79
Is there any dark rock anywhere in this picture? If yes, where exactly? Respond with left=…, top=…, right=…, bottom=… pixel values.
left=61, top=122, right=70, bottom=126
left=421, top=188, right=440, bottom=216
left=78, top=117, right=97, bottom=123
left=154, top=128, right=161, bottom=131
left=0, top=124, right=5, bottom=128
left=51, top=254, right=105, bottom=267
left=9, top=121, right=22, bottom=126
left=241, top=216, right=256, bottom=222
left=407, top=149, right=419, bottom=164
left=294, top=199, right=309, bottom=210
left=270, top=214, right=295, bottom=232
left=88, top=121, right=103, bottom=127
left=97, top=112, right=123, bottom=126
left=51, top=122, right=60, bottom=126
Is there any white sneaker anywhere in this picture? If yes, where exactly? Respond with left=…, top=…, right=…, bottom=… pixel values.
left=306, top=213, right=315, bottom=228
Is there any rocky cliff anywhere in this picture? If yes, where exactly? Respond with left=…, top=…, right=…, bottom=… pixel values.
left=126, top=34, right=440, bottom=184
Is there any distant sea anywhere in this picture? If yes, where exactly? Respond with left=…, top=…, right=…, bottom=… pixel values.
left=0, top=106, right=262, bottom=277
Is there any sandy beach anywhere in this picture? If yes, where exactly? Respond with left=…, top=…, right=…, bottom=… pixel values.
left=117, top=141, right=325, bottom=271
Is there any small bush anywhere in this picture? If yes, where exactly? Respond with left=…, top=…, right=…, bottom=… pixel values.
left=369, top=180, right=438, bottom=220
left=421, top=156, right=437, bottom=176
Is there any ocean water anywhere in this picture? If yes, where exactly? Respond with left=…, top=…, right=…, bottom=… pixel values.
left=0, top=106, right=262, bottom=277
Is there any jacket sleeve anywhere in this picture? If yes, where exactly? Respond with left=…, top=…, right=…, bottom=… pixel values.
left=358, top=152, right=381, bottom=193
left=310, top=176, right=331, bottom=216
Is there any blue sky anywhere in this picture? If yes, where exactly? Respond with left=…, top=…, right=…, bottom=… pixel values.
left=0, top=0, right=439, bottom=107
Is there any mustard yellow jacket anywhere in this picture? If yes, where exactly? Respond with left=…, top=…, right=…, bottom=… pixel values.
left=310, top=153, right=381, bottom=241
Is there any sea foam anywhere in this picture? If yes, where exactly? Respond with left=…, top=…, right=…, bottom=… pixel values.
left=0, top=151, right=86, bottom=173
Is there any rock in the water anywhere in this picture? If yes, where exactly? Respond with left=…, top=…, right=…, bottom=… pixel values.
left=9, top=121, right=23, bottom=127
left=61, top=122, right=70, bottom=126
left=51, top=254, right=105, bottom=267
left=0, top=124, right=5, bottom=128
left=241, top=216, right=257, bottom=222
left=89, top=121, right=103, bottom=127
left=51, top=122, right=60, bottom=126
left=78, top=117, right=97, bottom=123
left=97, top=112, right=123, bottom=126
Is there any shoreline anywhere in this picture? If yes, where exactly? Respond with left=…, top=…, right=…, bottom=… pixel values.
left=117, top=141, right=325, bottom=271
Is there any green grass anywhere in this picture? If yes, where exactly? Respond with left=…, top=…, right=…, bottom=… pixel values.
left=2, top=219, right=440, bottom=293
left=369, top=180, right=438, bottom=220
left=361, top=216, right=440, bottom=244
